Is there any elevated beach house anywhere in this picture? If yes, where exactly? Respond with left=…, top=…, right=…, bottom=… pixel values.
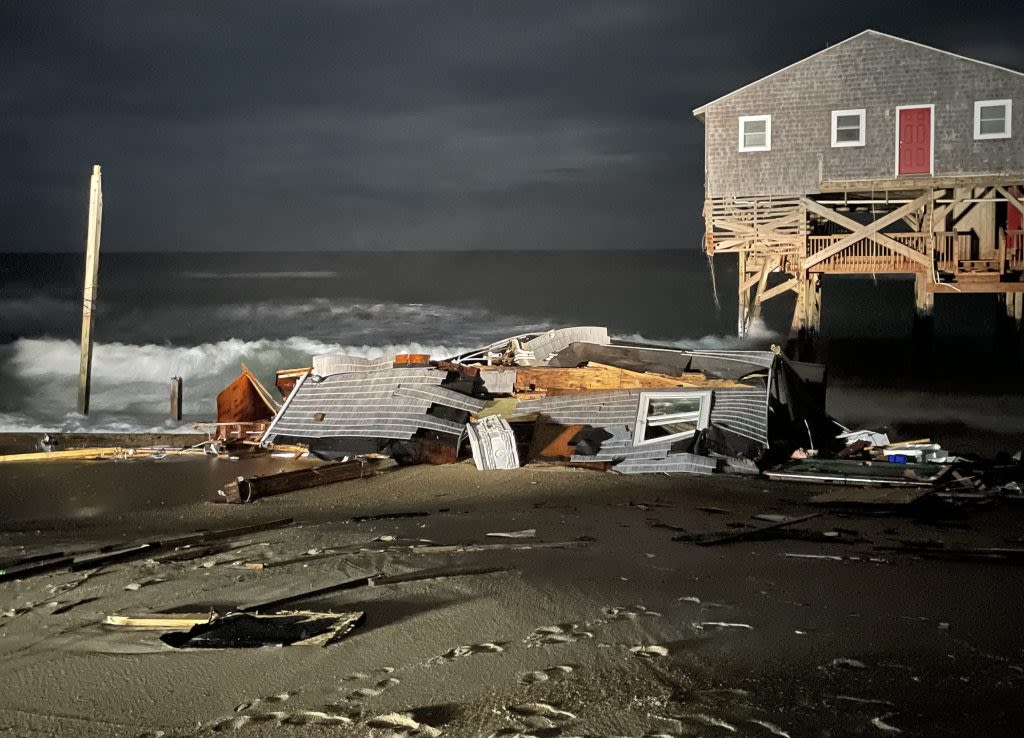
left=694, top=30, right=1024, bottom=338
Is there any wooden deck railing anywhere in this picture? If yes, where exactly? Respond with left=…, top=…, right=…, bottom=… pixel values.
left=1007, top=231, right=1024, bottom=272
left=805, top=232, right=979, bottom=274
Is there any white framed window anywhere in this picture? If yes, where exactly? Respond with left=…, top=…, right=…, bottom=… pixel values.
left=738, top=115, right=771, bottom=152
left=634, top=391, right=712, bottom=446
left=831, top=108, right=865, bottom=147
left=974, top=99, right=1012, bottom=140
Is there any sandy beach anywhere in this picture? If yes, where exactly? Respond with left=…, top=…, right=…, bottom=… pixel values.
left=2, top=457, right=1023, bottom=737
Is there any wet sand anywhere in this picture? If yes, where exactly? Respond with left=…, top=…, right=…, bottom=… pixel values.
left=1, top=460, right=1023, bottom=737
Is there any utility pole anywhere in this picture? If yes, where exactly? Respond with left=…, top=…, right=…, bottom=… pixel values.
left=77, top=165, right=103, bottom=415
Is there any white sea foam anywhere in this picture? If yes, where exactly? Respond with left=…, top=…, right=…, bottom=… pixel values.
left=0, top=336, right=467, bottom=432
left=613, top=317, right=779, bottom=350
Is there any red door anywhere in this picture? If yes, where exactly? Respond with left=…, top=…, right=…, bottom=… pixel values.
left=898, top=107, right=932, bottom=175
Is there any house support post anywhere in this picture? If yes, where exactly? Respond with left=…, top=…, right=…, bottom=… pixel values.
left=788, top=272, right=821, bottom=361
left=912, top=273, right=935, bottom=373
left=737, top=251, right=749, bottom=338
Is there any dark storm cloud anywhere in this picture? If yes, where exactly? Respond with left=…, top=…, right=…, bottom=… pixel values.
left=2, top=1, right=1022, bottom=252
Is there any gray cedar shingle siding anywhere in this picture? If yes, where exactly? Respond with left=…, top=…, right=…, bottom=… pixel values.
left=697, top=31, right=1024, bottom=198
left=515, top=386, right=770, bottom=449
left=264, top=367, right=469, bottom=441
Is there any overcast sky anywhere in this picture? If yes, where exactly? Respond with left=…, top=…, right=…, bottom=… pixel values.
left=3, top=1, right=1023, bottom=252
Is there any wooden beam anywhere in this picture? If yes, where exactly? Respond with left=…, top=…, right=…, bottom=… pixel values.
left=217, top=460, right=372, bottom=504
left=801, top=194, right=934, bottom=269
left=927, top=281, right=1024, bottom=294
left=78, top=165, right=103, bottom=415
left=750, top=258, right=773, bottom=321
left=820, top=174, right=1024, bottom=193
left=996, top=186, right=1024, bottom=219
left=739, top=269, right=763, bottom=293
left=802, top=195, right=934, bottom=267
left=756, top=276, right=798, bottom=304
left=104, top=614, right=215, bottom=629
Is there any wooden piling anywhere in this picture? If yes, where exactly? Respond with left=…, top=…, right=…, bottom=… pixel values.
left=77, top=165, right=103, bottom=415
left=170, top=377, right=183, bottom=421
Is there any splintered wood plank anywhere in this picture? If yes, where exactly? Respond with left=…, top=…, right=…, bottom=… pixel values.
left=104, top=614, right=215, bottom=629
left=510, top=363, right=744, bottom=396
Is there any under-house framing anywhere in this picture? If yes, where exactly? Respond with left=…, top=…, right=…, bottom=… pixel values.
left=694, top=30, right=1024, bottom=340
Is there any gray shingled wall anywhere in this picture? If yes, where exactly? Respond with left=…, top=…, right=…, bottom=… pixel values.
left=699, top=31, right=1024, bottom=198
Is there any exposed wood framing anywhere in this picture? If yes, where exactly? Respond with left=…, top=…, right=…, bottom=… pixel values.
left=704, top=196, right=805, bottom=255
left=996, top=186, right=1024, bottom=219
left=705, top=179, right=1024, bottom=338
left=800, top=193, right=935, bottom=270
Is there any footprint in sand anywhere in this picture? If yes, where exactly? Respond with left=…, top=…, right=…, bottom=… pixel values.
left=212, top=712, right=287, bottom=731
left=366, top=712, right=442, bottom=737
left=433, top=642, right=508, bottom=662
left=233, top=690, right=294, bottom=714
left=494, top=702, right=578, bottom=736
left=524, top=625, right=593, bottom=647
left=603, top=605, right=662, bottom=620
left=212, top=715, right=251, bottom=732
left=520, top=665, right=575, bottom=685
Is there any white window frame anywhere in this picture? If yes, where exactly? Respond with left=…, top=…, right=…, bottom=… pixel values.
left=831, top=108, right=866, bottom=147
left=633, top=390, right=712, bottom=447
left=738, top=115, right=771, bottom=152
left=894, top=104, right=935, bottom=177
left=974, top=99, right=1012, bottom=140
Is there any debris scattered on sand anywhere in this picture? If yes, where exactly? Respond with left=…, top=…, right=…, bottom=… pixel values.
left=871, top=716, right=903, bottom=733
left=696, top=622, right=753, bottom=630
left=829, top=657, right=867, bottom=669
left=834, top=695, right=895, bottom=706
left=158, top=610, right=364, bottom=648
left=486, top=529, right=536, bottom=539
left=678, top=713, right=738, bottom=732
left=750, top=718, right=793, bottom=737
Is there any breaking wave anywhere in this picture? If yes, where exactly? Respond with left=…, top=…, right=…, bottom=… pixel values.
left=0, top=322, right=780, bottom=431
left=0, top=336, right=468, bottom=433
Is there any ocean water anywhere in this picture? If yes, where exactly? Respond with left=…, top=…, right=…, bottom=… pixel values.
left=2, top=250, right=1022, bottom=438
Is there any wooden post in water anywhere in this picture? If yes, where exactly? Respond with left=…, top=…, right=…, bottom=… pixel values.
left=77, top=165, right=104, bottom=415
left=170, top=377, right=183, bottom=422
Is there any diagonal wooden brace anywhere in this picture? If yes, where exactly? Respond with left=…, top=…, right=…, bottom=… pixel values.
left=800, top=194, right=935, bottom=270
left=756, top=276, right=798, bottom=304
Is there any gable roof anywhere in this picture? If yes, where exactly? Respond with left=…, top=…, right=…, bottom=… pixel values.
left=693, top=29, right=1024, bottom=118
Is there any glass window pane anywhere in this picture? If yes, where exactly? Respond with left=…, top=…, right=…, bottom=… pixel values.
left=980, top=118, right=1006, bottom=135
left=836, top=127, right=860, bottom=142
left=743, top=132, right=765, bottom=148
left=836, top=114, right=861, bottom=129
left=648, top=397, right=702, bottom=416
left=643, top=419, right=697, bottom=442
left=979, top=105, right=1005, bottom=122
left=744, top=119, right=766, bottom=135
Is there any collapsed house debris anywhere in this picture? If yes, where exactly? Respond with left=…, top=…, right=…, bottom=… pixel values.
left=254, top=326, right=839, bottom=477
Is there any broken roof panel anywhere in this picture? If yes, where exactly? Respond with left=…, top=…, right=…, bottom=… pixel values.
left=262, top=366, right=474, bottom=443
left=447, top=326, right=610, bottom=366
left=312, top=354, right=395, bottom=375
